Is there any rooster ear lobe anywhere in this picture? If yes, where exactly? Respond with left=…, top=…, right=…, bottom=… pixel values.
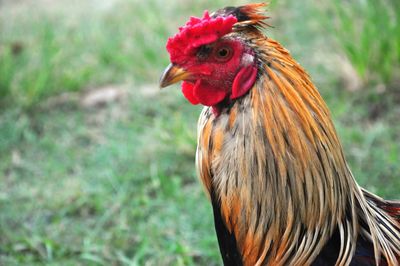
left=231, top=66, right=258, bottom=100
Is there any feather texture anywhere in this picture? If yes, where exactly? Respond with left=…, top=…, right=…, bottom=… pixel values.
left=195, top=6, right=400, bottom=264
left=160, top=3, right=400, bottom=265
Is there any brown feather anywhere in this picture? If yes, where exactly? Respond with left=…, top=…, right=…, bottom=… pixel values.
left=194, top=3, right=400, bottom=266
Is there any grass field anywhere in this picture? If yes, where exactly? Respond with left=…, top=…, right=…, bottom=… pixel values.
left=1, top=0, right=399, bottom=265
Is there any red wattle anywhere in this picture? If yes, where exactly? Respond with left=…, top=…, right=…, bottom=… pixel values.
left=182, top=81, right=200, bottom=104
left=231, top=65, right=258, bottom=100
left=194, top=79, right=227, bottom=106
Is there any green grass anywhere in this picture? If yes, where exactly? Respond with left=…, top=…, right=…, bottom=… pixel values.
left=1, top=0, right=399, bottom=265
left=320, top=0, right=400, bottom=84
left=0, top=0, right=245, bottom=109
left=0, top=89, right=216, bottom=265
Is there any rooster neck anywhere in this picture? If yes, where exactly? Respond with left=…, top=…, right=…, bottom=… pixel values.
left=196, top=37, right=400, bottom=265
left=197, top=78, right=355, bottom=265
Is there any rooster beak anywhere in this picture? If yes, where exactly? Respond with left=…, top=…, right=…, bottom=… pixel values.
left=159, top=64, right=192, bottom=88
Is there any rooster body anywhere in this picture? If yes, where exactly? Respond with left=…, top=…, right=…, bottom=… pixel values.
left=160, top=4, right=400, bottom=265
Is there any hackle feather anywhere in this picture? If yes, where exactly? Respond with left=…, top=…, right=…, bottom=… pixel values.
left=196, top=3, right=400, bottom=265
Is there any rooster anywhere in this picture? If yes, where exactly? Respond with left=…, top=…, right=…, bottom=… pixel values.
left=159, top=3, right=400, bottom=265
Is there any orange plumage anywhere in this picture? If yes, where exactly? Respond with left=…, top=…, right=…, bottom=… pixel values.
left=160, top=3, right=400, bottom=265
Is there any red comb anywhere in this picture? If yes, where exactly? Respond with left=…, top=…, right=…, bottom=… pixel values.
left=166, top=11, right=238, bottom=64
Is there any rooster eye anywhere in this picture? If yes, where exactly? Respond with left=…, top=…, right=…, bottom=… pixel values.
left=215, top=47, right=232, bottom=61
left=218, top=48, right=228, bottom=57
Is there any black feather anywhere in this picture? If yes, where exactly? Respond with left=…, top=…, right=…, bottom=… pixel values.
left=210, top=190, right=243, bottom=266
left=212, top=6, right=250, bottom=22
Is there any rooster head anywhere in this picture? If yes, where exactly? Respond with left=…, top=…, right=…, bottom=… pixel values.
left=160, top=3, right=268, bottom=113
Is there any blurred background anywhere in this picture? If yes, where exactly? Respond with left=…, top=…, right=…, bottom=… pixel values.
left=0, top=0, right=399, bottom=265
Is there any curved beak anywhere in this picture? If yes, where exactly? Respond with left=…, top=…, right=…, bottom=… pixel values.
left=159, top=64, right=192, bottom=88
